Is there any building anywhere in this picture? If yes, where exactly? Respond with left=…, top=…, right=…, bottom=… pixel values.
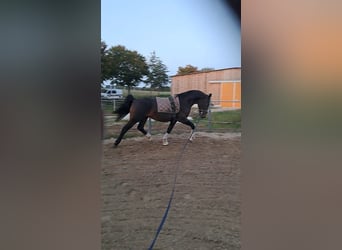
left=171, top=67, right=241, bottom=108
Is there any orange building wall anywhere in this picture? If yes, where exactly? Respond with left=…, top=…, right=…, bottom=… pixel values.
left=220, top=82, right=241, bottom=108
left=171, top=68, right=241, bottom=108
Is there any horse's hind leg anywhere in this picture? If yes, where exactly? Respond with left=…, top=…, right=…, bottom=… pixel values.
left=114, top=120, right=136, bottom=147
left=137, top=118, right=152, bottom=140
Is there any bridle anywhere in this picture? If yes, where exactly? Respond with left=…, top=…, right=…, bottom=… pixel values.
left=198, top=94, right=211, bottom=118
left=198, top=108, right=208, bottom=117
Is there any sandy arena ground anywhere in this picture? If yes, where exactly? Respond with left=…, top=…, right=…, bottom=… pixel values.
left=101, top=131, right=241, bottom=250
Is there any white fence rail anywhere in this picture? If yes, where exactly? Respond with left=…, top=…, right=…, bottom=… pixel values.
left=101, top=98, right=241, bottom=113
left=101, top=98, right=125, bottom=112
left=101, top=98, right=241, bottom=133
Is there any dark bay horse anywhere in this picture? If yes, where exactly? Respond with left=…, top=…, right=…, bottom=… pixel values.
left=113, top=90, right=212, bottom=147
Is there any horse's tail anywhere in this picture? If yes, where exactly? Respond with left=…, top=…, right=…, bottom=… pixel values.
left=114, top=94, right=134, bottom=121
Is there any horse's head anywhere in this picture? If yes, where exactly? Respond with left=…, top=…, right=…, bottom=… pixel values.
left=198, top=93, right=212, bottom=118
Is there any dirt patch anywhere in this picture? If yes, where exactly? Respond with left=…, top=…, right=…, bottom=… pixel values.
left=102, top=132, right=241, bottom=250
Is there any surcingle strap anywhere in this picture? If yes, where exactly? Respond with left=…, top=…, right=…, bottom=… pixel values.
left=169, top=96, right=176, bottom=113
left=156, top=96, right=180, bottom=113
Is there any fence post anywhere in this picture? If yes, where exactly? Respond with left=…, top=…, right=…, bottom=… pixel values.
left=148, top=118, right=152, bottom=134
left=208, top=105, right=212, bottom=131
left=113, top=99, right=116, bottom=112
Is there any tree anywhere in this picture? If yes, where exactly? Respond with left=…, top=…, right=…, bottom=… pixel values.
left=101, top=40, right=112, bottom=82
left=103, top=45, right=148, bottom=94
left=145, top=51, right=169, bottom=90
left=200, top=67, right=215, bottom=72
left=176, top=64, right=199, bottom=75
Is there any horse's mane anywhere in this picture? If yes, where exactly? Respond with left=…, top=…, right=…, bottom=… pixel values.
left=176, top=90, right=206, bottom=98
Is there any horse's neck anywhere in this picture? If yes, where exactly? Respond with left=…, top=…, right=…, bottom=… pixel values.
left=187, top=96, right=198, bottom=106
left=179, top=95, right=196, bottom=113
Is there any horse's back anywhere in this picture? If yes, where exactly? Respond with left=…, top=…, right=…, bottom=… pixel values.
left=132, top=97, right=156, bottom=109
left=130, top=97, right=156, bottom=119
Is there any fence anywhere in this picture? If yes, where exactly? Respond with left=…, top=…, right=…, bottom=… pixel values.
left=101, top=98, right=241, bottom=115
left=101, top=98, right=125, bottom=115
left=102, top=98, right=241, bottom=136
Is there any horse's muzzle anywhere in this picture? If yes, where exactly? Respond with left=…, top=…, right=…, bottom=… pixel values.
left=199, top=110, right=207, bottom=118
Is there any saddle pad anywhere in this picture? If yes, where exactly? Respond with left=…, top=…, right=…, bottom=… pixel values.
left=156, top=96, right=180, bottom=113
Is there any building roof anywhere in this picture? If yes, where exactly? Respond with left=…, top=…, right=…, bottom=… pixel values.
left=170, top=67, right=241, bottom=78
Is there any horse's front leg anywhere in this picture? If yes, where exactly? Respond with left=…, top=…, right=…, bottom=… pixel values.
left=178, top=117, right=196, bottom=142
left=162, top=119, right=177, bottom=146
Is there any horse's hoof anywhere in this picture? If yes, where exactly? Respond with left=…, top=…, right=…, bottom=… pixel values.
left=113, top=144, right=118, bottom=148
left=163, top=142, right=169, bottom=146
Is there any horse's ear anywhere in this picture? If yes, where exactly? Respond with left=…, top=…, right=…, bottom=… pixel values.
left=208, top=93, right=212, bottom=98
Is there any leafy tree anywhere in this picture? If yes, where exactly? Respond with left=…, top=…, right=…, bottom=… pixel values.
left=145, top=51, right=169, bottom=90
left=176, top=64, right=199, bottom=75
left=101, top=40, right=112, bottom=82
left=103, top=45, right=148, bottom=94
left=200, top=67, right=215, bottom=72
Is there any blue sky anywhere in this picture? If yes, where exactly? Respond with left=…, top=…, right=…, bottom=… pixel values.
left=101, top=0, right=240, bottom=76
